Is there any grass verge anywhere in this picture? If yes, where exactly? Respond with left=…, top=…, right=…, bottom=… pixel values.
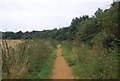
left=2, top=39, right=58, bottom=79
left=61, top=41, right=119, bottom=79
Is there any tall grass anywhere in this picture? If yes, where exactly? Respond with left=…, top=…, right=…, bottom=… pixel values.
left=62, top=41, right=119, bottom=79
left=2, top=39, right=57, bottom=79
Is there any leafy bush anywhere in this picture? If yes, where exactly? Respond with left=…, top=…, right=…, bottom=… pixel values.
left=62, top=41, right=119, bottom=79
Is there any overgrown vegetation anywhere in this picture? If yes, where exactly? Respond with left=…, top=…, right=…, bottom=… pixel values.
left=1, top=1, right=120, bottom=79
left=60, top=2, right=119, bottom=79
left=2, top=39, right=57, bottom=79
left=62, top=41, right=118, bottom=79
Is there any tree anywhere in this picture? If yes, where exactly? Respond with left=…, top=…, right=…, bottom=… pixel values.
left=16, top=31, right=23, bottom=39
left=95, top=8, right=103, bottom=18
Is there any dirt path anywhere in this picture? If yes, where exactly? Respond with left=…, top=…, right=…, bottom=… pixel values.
left=51, top=44, right=74, bottom=79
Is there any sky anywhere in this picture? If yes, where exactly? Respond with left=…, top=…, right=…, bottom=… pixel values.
left=0, top=0, right=113, bottom=32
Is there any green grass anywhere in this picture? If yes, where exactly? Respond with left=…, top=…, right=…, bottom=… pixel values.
left=61, top=41, right=119, bottom=79
left=32, top=48, right=57, bottom=79
left=2, top=39, right=57, bottom=79
left=62, top=42, right=76, bottom=67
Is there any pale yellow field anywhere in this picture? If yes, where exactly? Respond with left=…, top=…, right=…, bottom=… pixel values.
left=2, top=40, right=22, bottom=48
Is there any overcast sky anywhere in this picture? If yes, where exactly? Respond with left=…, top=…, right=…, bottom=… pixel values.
left=0, top=0, right=113, bottom=32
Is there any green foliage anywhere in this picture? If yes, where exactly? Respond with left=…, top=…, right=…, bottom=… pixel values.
left=2, top=2, right=119, bottom=45
left=76, top=17, right=101, bottom=44
left=62, top=41, right=119, bottom=79
left=95, top=8, right=103, bottom=18
left=61, top=41, right=76, bottom=67
left=2, top=32, right=16, bottom=39
left=2, top=1, right=119, bottom=79
left=2, top=39, right=57, bottom=79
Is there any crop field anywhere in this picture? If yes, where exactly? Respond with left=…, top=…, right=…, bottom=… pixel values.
left=2, top=40, right=22, bottom=48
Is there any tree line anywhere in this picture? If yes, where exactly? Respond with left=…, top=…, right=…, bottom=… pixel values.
left=2, top=2, right=120, bottom=48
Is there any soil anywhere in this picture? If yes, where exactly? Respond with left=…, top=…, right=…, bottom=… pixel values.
left=51, top=44, right=74, bottom=79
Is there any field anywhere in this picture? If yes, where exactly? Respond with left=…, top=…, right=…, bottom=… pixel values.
left=2, top=39, right=57, bottom=79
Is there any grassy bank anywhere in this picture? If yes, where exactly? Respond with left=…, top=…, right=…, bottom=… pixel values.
left=62, top=41, right=119, bottom=79
left=2, top=39, right=58, bottom=79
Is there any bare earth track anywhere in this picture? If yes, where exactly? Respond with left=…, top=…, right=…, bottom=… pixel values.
left=51, top=44, right=74, bottom=79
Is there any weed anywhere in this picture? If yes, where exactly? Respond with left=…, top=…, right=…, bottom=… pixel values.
left=2, top=39, right=57, bottom=79
left=62, top=41, right=119, bottom=79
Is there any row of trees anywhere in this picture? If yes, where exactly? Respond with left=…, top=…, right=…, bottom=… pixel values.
left=2, top=2, right=120, bottom=48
